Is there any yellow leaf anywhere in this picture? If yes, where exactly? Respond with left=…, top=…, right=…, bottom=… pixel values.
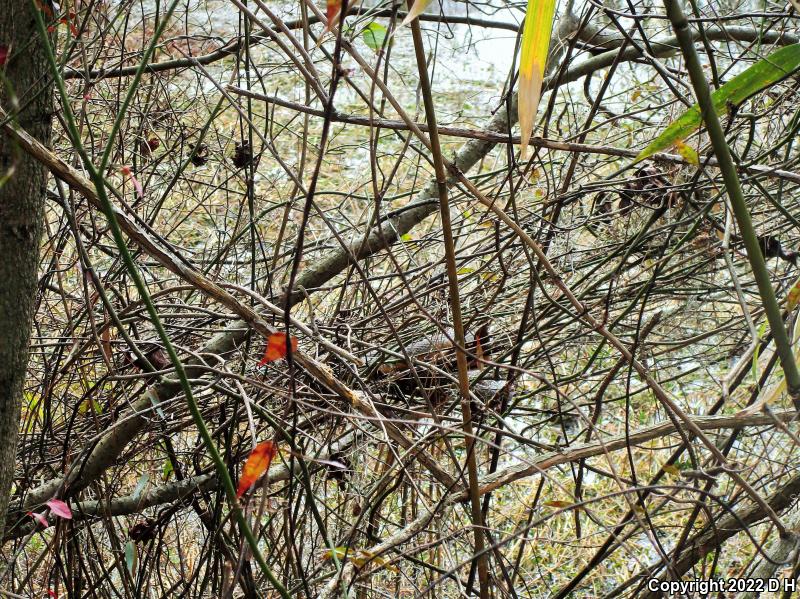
left=674, top=140, right=699, bottom=165
left=402, top=0, right=432, bottom=26
left=321, top=547, right=398, bottom=572
left=322, top=546, right=348, bottom=561
left=662, top=464, right=680, bottom=476
left=518, top=0, right=556, bottom=157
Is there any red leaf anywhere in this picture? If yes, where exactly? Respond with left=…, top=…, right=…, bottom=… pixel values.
left=0, top=45, right=8, bottom=67
left=47, top=590, right=58, bottom=598
left=236, top=441, right=278, bottom=498
left=326, top=0, right=341, bottom=27
left=46, top=498, right=73, bottom=519
left=258, top=332, right=297, bottom=366
left=28, top=511, right=49, bottom=528
left=34, top=0, right=54, bottom=17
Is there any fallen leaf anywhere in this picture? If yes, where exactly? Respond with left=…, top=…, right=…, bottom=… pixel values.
left=258, top=332, right=298, bottom=365
left=46, top=498, right=73, bottom=519
left=236, top=440, right=278, bottom=498
left=0, top=45, right=8, bottom=67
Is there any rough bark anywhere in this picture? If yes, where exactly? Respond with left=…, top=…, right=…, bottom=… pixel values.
left=0, top=3, right=53, bottom=530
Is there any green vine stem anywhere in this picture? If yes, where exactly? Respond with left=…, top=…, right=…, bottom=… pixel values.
left=662, top=0, right=800, bottom=407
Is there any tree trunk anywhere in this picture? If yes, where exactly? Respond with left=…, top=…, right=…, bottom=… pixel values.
left=0, top=2, right=53, bottom=530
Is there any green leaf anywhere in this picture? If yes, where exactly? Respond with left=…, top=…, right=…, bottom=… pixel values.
left=162, top=459, right=174, bottom=481
left=132, top=473, right=149, bottom=502
left=125, top=541, right=137, bottom=575
left=362, top=22, right=388, bottom=53
left=635, top=44, right=800, bottom=163
left=146, top=388, right=165, bottom=420
left=752, top=320, right=769, bottom=381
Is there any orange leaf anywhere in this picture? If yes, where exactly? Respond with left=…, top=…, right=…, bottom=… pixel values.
left=326, top=0, right=341, bottom=28
left=100, top=328, right=113, bottom=362
left=543, top=500, right=574, bottom=509
left=788, top=277, right=800, bottom=311
left=258, top=332, right=297, bottom=366
left=236, top=441, right=278, bottom=498
left=474, top=334, right=485, bottom=362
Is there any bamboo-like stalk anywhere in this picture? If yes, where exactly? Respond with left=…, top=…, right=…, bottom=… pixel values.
left=406, top=12, right=491, bottom=599
left=662, top=0, right=800, bottom=407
